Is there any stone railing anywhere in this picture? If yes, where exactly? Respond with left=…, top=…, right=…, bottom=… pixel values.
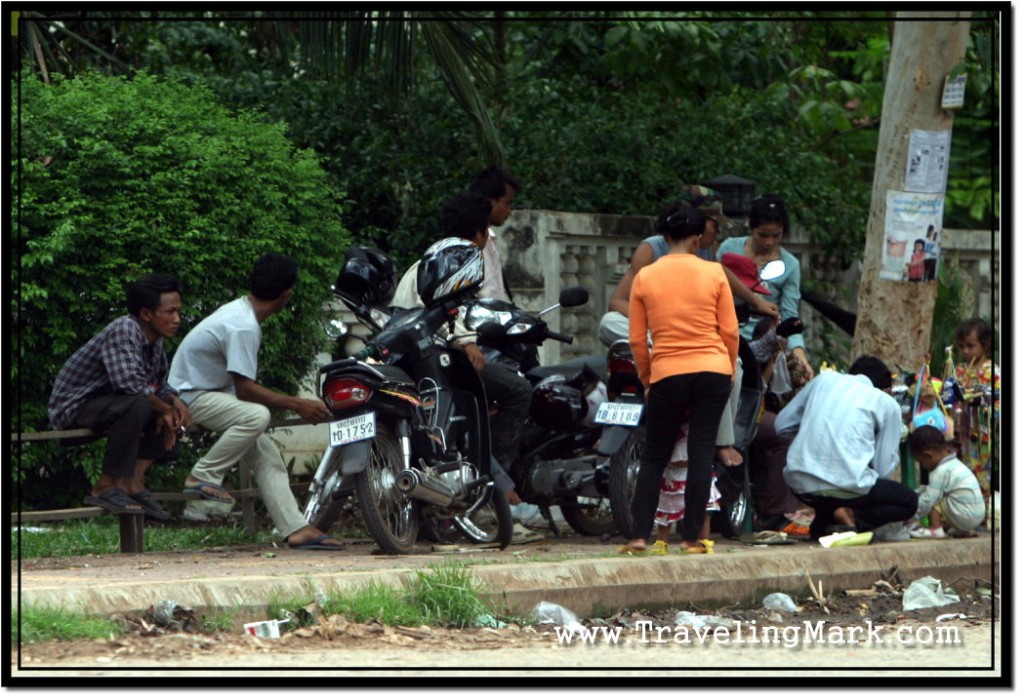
left=494, top=209, right=1000, bottom=366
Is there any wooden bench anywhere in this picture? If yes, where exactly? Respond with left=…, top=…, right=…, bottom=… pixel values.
left=11, top=417, right=317, bottom=554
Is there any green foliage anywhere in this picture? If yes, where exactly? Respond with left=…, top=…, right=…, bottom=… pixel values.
left=270, top=560, right=491, bottom=629
left=12, top=519, right=276, bottom=558
left=928, top=257, right=973, bottom=378
left=13, top=70, right=349, bottom=507
left=15, top=604, right=125, bottom=645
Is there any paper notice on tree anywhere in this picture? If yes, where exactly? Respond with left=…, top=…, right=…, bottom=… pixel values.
left=905, top=129, right=951, bottom=193
left=880, top=191, right=944, bottom=282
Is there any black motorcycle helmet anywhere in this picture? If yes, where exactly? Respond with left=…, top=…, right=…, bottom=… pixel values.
left=334, top=246, right=396, bottom=306
left=417, top=237, right=484, bottom=306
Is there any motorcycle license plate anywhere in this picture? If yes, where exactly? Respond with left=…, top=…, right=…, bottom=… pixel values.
left=328, top=413, right=376, bottom=447
left=594, top=402, right=643, bottom=426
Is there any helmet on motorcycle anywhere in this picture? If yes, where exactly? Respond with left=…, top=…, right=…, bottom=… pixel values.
left=417, top=237, right=484, bottom=306
left=334, top=247, right=396, bottom=306
left=530, top=375, right=587, bottom=432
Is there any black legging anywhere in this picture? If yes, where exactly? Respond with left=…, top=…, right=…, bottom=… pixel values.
left=630, top=371, right=732, bottom=541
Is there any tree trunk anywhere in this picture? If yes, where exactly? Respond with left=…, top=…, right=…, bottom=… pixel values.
left=850, top=11, right=972, bottom=371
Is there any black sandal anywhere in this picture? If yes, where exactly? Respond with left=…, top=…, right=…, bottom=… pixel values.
left=84, top=487, right=145, bottom=515
left=130, top=489, right=172, bottom=521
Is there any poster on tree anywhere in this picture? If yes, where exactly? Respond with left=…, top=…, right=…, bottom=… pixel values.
left=881, top=191, right=944, bottom=282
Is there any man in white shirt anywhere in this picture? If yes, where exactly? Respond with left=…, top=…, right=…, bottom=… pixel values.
left=469, top=166, right=520, bottom=303
left=775, top=355, right=918, bottom=538
left=390, top=192, right=531, bottom=506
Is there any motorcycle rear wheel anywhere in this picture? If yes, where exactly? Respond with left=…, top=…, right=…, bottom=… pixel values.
left=354, top=425, right=420, bottom=554
left=608, top=429, right=648, bottom=538
left=453, top=486, right=513, bottom=549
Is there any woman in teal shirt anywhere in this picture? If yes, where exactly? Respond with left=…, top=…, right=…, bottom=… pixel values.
left=716, top=193, right=814, bottom=382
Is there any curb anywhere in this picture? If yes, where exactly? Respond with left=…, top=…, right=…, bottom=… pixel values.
left=12, top=538, right=996, bottom=620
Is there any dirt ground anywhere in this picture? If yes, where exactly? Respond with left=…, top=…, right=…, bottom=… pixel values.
left=12, top=570, right=999, bottom=676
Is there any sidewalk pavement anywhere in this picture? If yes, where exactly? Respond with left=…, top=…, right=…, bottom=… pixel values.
left=10, top=531, right=998, bottom=622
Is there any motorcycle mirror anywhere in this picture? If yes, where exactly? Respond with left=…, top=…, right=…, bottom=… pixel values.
left=760, top=259, right=786, bottom=282
left=559, top=286, right=590, bottom=308
left=323, top=319, right=348, bottom=339
left=476, top=322, right=505, bottom=342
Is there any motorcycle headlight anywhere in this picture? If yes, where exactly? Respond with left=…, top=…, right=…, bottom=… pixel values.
left=464, top=305, right=513, bottom=330
left=369, top=307, right=391, bottom=330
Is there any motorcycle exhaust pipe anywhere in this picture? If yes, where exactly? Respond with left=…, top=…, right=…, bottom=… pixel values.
left=395, top=468, right=456, bottom=507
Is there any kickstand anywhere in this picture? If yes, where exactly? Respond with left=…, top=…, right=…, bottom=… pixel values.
left=540, top=505, right=562, bottom=538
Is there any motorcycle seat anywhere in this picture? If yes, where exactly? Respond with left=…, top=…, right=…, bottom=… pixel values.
left=525, top=355, right=606, bottom=384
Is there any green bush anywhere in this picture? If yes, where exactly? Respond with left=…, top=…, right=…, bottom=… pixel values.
left=12, top=70, right=350, bottom=507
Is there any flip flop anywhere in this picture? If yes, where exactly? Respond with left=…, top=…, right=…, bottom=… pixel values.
left=740, top=530, right=792, bottom=545
left=183, top=480, right=235, bottom=504
left=287, top=534, right=345, bottom=551
left=130, top=489, right=172, bottom=521
left=510, top=523, right=545, bottom=545
left=618, top=543, right=647, bottom=555
left=84, top=487, right=145, bottom=515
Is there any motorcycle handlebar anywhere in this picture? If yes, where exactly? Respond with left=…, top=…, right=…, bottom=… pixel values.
left=547, top=330, right=574, bottom=345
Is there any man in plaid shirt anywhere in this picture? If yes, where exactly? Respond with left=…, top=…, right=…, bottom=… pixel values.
left=47, top=273, right=191, bottom=519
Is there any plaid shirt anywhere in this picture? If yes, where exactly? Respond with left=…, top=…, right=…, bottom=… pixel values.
left=47, top=315, right=176, bottom=429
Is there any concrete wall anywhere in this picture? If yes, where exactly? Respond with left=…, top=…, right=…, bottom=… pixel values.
left=278, top=210, right=999, bottom=468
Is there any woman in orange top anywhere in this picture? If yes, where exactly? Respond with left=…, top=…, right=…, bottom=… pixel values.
left=622, top=201, right=739, bottom=555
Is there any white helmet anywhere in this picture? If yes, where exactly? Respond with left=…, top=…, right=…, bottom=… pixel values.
left=417, top=237, right=484, bottom=306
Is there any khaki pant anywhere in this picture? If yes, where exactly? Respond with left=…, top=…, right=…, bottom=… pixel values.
left=187, top=391, right=307, bottom=539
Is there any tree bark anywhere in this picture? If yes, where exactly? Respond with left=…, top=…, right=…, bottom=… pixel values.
left=850, top=11, right=972, bottom=371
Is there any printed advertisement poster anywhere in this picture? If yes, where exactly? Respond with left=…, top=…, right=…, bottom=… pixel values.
left=905, top=129, right=951, bottom=194
left=881, top=191, right=944, bottom=282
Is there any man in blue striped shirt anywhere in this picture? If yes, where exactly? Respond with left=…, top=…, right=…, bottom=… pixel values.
left=776, top=355, right=918, bottom=538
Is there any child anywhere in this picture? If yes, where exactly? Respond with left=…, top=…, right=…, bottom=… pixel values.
left=650, top=422, right=720, bottom=555
left=906, top=239, right=926, bottom=281
left=912, top=378, right=953, bottom=440
left=907, top=425, right=985, bottom=538
left=953, top=317, right=1000, bottom=516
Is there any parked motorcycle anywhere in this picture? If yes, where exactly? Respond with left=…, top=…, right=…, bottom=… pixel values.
left=303, top=244, right=513, bottom=554
left=465, top=289, right=620, bottom=537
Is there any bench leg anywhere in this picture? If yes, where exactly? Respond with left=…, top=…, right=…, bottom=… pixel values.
left=119, top=513, right=145, bottom=553
left=240, top=464, right=257, bottom=536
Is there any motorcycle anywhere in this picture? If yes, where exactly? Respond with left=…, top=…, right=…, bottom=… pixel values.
left=464, top=288, right=620, bottom=537
left=606, top=258, right=790, bottom=540
left=303, top=245, right=513, bottom=554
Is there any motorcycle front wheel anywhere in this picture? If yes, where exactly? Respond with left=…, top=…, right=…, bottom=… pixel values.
left=354, top=425, right=420, bottom=554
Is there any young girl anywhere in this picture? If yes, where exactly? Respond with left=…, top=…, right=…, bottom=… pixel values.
left=648, top=421, right=720, bottom=555
left=906, top=239, right=926, bottom=281
left=953, top=318, right=999, bottom=521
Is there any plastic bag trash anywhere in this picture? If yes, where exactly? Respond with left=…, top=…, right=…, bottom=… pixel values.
left=674, top=611, right=734, bottom=628
left=475, top=613, right=507, bottom=629
left=935, top=613, right=967, bottom=622
left=151, top=599, right=179, bottom=627
left=762, top=592, right=799, bottom=613
left=818, top=531, right=873, bottom=548
left=902, top=576, right=961, bottom=611
left=532, top=601, right=586, bottom=634
left=872, top=522, right=911, bottom=542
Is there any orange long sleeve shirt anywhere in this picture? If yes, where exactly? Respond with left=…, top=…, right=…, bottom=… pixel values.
left=628, top=253, right=739, bottom=387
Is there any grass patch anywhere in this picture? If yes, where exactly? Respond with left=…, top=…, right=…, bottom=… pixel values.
left=15, top=604, right=125, bottom=645
left=12, top=519, right=275, bottom=559
left=268, top=561, right=495, bottom=629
